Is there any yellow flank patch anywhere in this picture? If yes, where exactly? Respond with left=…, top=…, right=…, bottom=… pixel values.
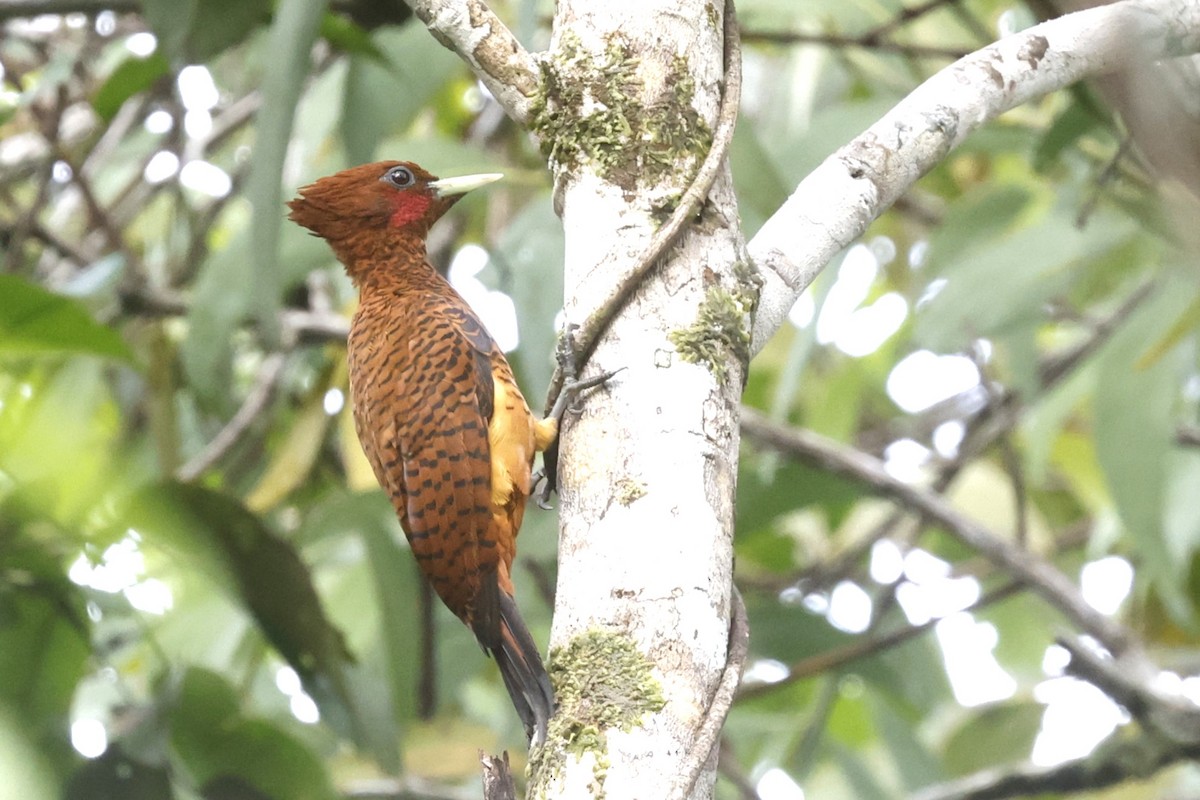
left=534, top=417, right=559, bottom=452
left=489, top=375, right=534, bottom=507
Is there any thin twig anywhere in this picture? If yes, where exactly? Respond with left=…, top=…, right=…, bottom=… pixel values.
left=175, top=352, right=289, bottom=482
left=865, top=0, right=964, bottom=41
left=480, top=752, right=517, bottom=800
left=717, top=738, right=763, bottom=800
left=1178, top=424, right=1200, bottom=447
left=1058, top=636, right=1200, bottom=746
left=399, top=0, right=539, bottom=124
left=740, top=29, right=968, bottom=60
left=737, top=580, right=1024, bottom=702
left=910, top=736, right=1200, bottom=800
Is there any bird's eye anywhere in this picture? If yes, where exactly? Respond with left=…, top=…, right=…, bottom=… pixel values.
left=384, top=166, right=415, bottom=188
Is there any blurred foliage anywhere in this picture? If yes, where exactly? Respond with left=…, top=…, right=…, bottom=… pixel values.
left=1, top=0, right=1199, bottom=798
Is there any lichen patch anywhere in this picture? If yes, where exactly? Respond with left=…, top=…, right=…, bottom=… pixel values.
left=528, top=630, right=666, bottom=798
left=530, top=33, right=713, bottom=194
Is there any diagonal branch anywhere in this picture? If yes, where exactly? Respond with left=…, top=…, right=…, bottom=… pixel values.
left=739, top=407, right=1138, bottom=658
left=399, top=0, right=540, bottom=124
left=910, top=734, right=1200, bottom=800
left=746, top=0, right=1200, bottom=354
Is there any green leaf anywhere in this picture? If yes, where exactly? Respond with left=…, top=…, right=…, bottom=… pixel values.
left=187, top=0, right=272, bottom=62
left=0, top=705, right=55, bottom=800
left=0, top=275, right=134, bottom=363
left=871, top=691, right=942, bottom=790
left=921, top=184, right=1032, bottom=277
left=1033, top=98, right=1103, bottom=173
left=140, top=0, right=197, bottom=61
left=496, top=193, right=564, bottom=399
left=0, top=530, right=89, bottom=772
left=182, top=224, right=249, bottom=410
left=245, top=0, right=329, bottom=344
left=301, top=487, right=411, bottom=771
left=0, top=362, right=127, bottom=528
left=92, top=53, right=170, bottom=122
left=940, top=700, right=1044, bottom=776
left=318, top=12, right=387, bottom=61
left=737, top=452, right=863, bottom=539
left=339, top=23, right=464, bottom=164
left=917, top=207, right=1136, bottom=352
left=170, top=668, right=337, bottom=800
left=731, top=125, right=791, bottom=239
left=828, top=740, right=893, bottom=800
left=1095, top=283, right=1191, bottom=587
left=142, top=0, right=270, bottom=62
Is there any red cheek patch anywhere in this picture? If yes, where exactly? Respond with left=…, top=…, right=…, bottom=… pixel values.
left=388, top=193, right=433, bottom=228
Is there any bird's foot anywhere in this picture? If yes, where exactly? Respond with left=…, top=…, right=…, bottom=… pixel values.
left=531, top=469, right=554, bottom=510
left=548, top=367, right=624, bottom=423
left=535, top=365, right=623, bottom=509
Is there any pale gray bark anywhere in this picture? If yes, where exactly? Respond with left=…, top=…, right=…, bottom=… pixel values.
left=536, top=1, right=742, bottom=797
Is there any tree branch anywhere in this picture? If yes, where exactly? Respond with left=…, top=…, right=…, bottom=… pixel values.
left=739, top=407, right=1139, bottom=659
left=175, top=351, right=289, bottom=482
left=1057, top=635, right=1200, bottom=747
left=747, top=0, right=1200, bottom=353
left=740, top=29, right=968, bottom=60
left=399, top=0, right=540, bottom=124
left=910, top=735, right=1200, bottom=800
left=0, top=0, right=138, bottom=20
left=736, top=580, right=1025, bottom=702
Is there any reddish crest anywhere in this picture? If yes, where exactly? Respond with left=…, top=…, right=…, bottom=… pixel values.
left=287, top=161, right=501, bottom=277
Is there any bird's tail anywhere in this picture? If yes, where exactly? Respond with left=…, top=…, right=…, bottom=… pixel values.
left=490, top=591, right=555, bottom=746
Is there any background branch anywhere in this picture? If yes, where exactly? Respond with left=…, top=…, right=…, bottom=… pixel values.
left=746, top=0, right=1200, bottom=353
left=739, top=408, right=1138, bottom=658
left=399, top=0, right=540, bottom=124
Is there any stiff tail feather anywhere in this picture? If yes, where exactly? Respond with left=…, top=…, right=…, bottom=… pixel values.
left=491, top=591, right=555, bottom=746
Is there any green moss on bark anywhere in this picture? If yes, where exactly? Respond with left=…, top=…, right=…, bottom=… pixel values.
left=529, top=34, right=712, bottom=193
left=669, top=260, right=762, bottom=386
left=528, top=630, right=665, bottom=798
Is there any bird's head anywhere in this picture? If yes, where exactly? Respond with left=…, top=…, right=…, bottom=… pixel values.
left=287, top=160, right=501, bottom=249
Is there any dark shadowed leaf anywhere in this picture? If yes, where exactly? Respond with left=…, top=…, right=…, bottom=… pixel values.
left=1033, top=96, right=1105, bottom=173
left=737, top=452, right=864, bottom=539
left=0, top=534, right=90, bottom=770
left=64, top=747, right=174, bottom=800
left=318, top=12, right=388, bottom=61
left=187, top=0, right=272, bottom=61
left=142, top=0, right=270, bottom=62
left=118, top=482, right=354, bottom=703
left=169, top=668, right=337, bottom=800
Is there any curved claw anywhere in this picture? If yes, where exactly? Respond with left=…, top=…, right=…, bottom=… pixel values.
left=531, top=469, right=554, bottom=510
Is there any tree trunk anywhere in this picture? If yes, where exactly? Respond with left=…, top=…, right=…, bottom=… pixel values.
left=526, top=1, right=747, bottom=797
